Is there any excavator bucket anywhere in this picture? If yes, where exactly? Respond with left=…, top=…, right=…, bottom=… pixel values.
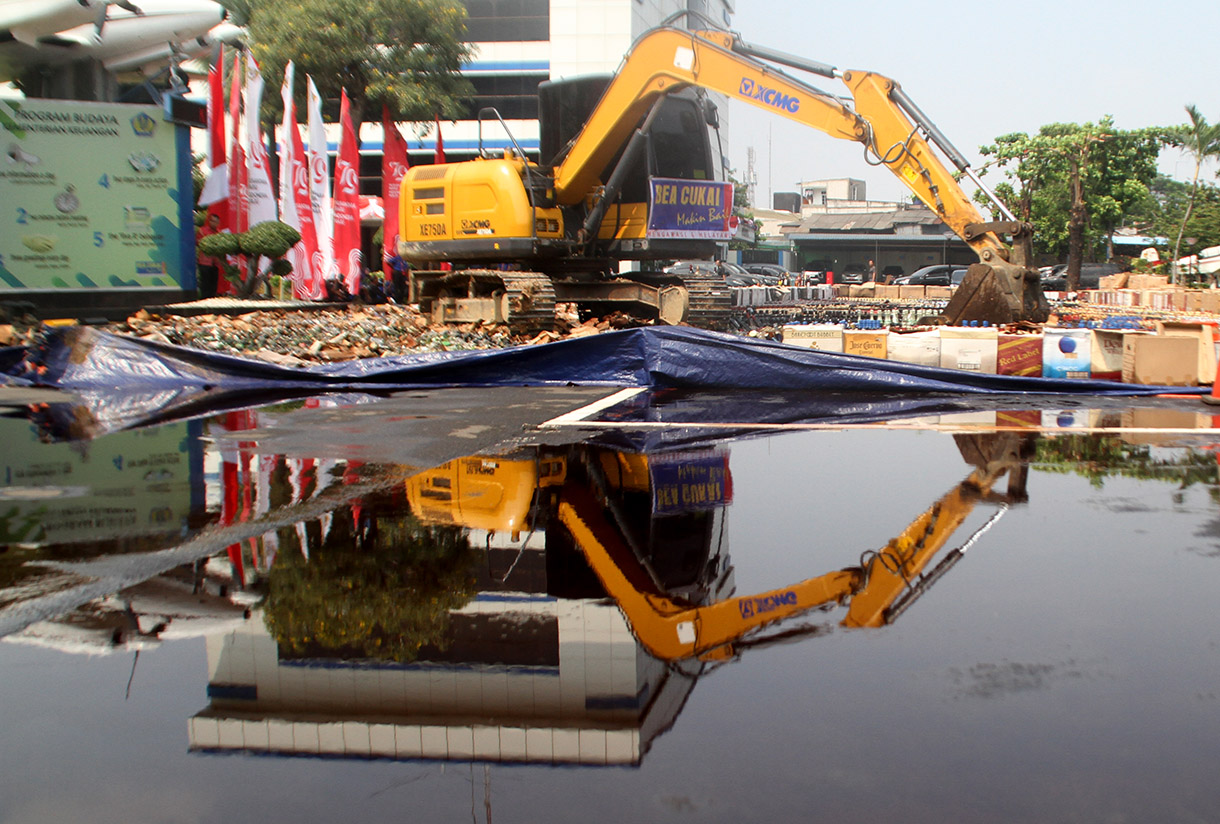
left=937, top=262, right=1050, bottom=326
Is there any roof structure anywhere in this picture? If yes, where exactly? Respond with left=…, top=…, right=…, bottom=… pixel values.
left=783, top=205, right=948, bottom=237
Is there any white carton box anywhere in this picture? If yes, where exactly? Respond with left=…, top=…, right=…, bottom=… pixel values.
left=781, top=324, right=844, bottom=352
left=1042, top=328, right=1092, bottom=379
left=939, top=327, right=998, bottom=373
left=887, top=330, right=941, bottom=366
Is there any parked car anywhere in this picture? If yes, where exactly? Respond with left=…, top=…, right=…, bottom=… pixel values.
left=1040, top=262, right=1122, bottom=291
left=663, top=260, right=719, bottom=278
left=667, top=260, right=780, bottom=287
left=881, top=265, right=905, bottom=281
left=838, top=270, right=866, bottom=285
left=744, top=263, right=789, bottom=281
left=892, top=264, right=957, bottom=286
left=721, top=261, right=781, bottom=286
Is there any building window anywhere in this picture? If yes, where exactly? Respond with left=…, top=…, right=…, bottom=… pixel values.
left=460, top=0, right=549, bottom=42
left=461, top=73, right=545, bottom=120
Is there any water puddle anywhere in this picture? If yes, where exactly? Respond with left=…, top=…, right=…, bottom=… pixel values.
left=2, top=389, right=1219, bottom=822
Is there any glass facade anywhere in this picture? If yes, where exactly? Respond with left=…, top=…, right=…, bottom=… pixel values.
left=460, top=0, right=550, bottom=41
left=462, top=73, right=548, bottom=120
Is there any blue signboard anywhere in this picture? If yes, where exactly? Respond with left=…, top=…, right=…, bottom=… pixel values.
left=646, top=178, right=733, bottom=240
left=650, top=450, right=732, bottom=515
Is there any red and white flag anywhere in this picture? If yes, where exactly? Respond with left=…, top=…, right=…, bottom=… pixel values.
left=226, top=54, right=247, bottom=294
left=278, top=62, right=323, bottom=299
left=333, top=89, right=363, bottom=295
left=434, top=114, right=446, bottom=164
left=306, top=76, right=336, bottom=283
left=277, top=61, right=296, bottom=223
left=381, top=104, right=409, bottom=276
left=199, top=45, right=228, bottom=212
left=288, top=100, right=324, bottom=299
left=244, top=53, right=277, bottom=226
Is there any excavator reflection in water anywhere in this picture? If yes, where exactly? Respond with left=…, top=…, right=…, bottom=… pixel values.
left=406, top=431, right=1034, bottom=665
left=190, top=429, right=1035, bottom=765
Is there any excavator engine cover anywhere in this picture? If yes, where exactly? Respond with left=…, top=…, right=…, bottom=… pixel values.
left=938, top=263, right=1050, bottom=326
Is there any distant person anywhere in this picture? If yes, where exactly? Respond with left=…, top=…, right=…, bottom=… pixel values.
left=385, top=235, right=410, bottom=303
left=866, top=259, right=877, bottom=283
left=195, top=212, right=221, bottom=298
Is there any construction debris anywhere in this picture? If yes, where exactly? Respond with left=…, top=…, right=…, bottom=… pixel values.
left=104, top=303, right=654, bottom=364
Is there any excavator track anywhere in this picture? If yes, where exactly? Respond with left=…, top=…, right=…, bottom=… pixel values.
left=499, top=271, right=558, bottom=332
left=426, top=269, right=557, bottom=332
left=675, top=268, right=732, bottom=330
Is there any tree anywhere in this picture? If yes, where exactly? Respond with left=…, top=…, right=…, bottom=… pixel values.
left=1164, top=105, right=1220, bottom=276
left=978, top=118, right=1162, bottom=289
left=728, top=171, right=759, bottom=249
left=240, top=0, right=475, bottom=141
left=1128, top=177, right=1220, bottom=278
left=197, top=220, right=301, bottom=296
left=263, top=497, right=478, bottom=664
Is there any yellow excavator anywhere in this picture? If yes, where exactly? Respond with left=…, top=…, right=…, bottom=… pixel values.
left=405, top=432, right=1032, bottom=663
left=399, top=12, right=1047, bottom=330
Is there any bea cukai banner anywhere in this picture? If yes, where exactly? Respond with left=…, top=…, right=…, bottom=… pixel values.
left=646, top=177, right=733, bottom=240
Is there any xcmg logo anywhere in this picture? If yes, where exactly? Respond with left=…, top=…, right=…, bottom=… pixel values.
left=739, top=78, right=800, bottom=113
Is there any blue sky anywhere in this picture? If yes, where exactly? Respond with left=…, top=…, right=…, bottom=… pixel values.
left=726, top=0, right=1220, bottom=206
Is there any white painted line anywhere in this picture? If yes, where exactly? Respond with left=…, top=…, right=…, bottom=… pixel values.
left=540, top=387, right=648, bottom=426
left=538, top=418, right=1220, bottom=436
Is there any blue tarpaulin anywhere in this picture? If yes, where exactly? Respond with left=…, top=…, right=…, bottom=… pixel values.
left=4, top=325, right=1208, bottom=396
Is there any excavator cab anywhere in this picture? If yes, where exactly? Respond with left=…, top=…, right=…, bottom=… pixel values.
left=540, top=77, right=722, bottom=262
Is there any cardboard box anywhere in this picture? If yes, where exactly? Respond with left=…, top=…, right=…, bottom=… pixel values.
left=1090, top=330, right=1148, bottom=381
left=1186, top=290, right=1205, bottom=312
left=1042, top=328, right=1092, bottom=379
left=1100, top=272, right=1129, bottom=289
left=938, top=411, right=997, bottom=428
left=939, top=327, right=998, bottom=373
left=1042, top=408, right=1091, bottom=429
left=887, top=330, right=940, bottom=366
left=1155, top=321, right=1217, bottom=385
left=1202, top=290, right=1220, bottom=315
left=875, top=285, right=900, bottom=300
left=996, top=409, right=1042, bottom=428
left=1121, top=408, right=1209, bottom=445
left=998, top=334, right=1042, bottom=377
left=899, top=285, right=926, bottom=301
left=1122, top=335, right=1198, bottom=385
left=781, top=324, right=844, bottom=352
left=849, top=285, right=876, bottom=298
left=1129, top=274, right=1170, bottom=290
left=926, top=286, right=953, bottom=300
left=843, top=330, right=887, bottom=359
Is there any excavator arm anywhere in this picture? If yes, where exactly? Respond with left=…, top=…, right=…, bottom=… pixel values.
left=557, top=482, right=859, bottom=661
left=553, top=24, right=1048, bottom=324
